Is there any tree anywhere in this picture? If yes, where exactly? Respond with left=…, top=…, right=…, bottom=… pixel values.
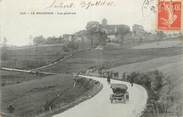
left=1, top=37, right=8, bottom=60
left=157, top=31, right=166, bottom=40
left=150, top=70, right=163, bottom=91
left=33, top=35, right=45, bottom=45
left=46, top=36, right=58, bottom=44
left=116, top=25, right=130, bottom=45
left=132, top=24, right=146, bottom=42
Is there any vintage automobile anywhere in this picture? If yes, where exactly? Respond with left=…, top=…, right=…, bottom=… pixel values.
left=110, top=83, right=129, bottom=103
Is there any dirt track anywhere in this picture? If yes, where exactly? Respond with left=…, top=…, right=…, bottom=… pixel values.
left=53, top=75, right=148, bottom=117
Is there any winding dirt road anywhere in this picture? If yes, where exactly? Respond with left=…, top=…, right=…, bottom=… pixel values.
left=53, top=75, right=148, bottom=117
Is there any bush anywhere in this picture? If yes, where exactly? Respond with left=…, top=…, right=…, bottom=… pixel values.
left=126, top=70, right=164, bottom=93
left=7, top=105, right=15, bottom=113
left=125, top=70, right=179, bottom=116
left=148, top=70, right=163, bottom=91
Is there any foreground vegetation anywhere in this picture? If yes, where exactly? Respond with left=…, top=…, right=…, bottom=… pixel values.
left=0, top=70, right=48, bottom=86
left=121, top=71, right=183, bottom=117
left=1, top=74, right=102, bottom=117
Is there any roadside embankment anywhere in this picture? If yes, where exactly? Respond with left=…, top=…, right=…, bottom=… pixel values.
left=1, top=74, right=102, bottom=117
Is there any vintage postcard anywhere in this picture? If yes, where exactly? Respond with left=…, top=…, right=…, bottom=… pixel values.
left=0, top=0, right=183, bottom=117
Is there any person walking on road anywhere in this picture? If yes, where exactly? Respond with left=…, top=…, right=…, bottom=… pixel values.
left=107, top=71, right=111, bottom=84
left=130, top=77, right=134, bottom=87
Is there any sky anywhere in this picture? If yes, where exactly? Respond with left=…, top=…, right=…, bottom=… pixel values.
left=0, top=0, right=156, bottom=46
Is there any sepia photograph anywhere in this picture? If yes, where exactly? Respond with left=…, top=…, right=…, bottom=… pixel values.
left=0, top=0, right=183, bottom=117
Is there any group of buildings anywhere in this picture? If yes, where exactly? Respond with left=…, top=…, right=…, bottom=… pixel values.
left=62, top=19, right=182, bottom=49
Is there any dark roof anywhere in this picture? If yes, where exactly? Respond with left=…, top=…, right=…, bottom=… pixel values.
left=111, top=83, right=128, bottom=90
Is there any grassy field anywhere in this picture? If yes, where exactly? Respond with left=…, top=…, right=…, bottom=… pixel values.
left=0, top=70, right=48, bottom=86
left=1, top=74, right=101, bottom=117
left=132, top=40, right=183, bottom=49
left=39, top=46, right=183, bottom=73
left=1, top=44, right=68, bottom=69
left=110, top=55, right=182, bottom=73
